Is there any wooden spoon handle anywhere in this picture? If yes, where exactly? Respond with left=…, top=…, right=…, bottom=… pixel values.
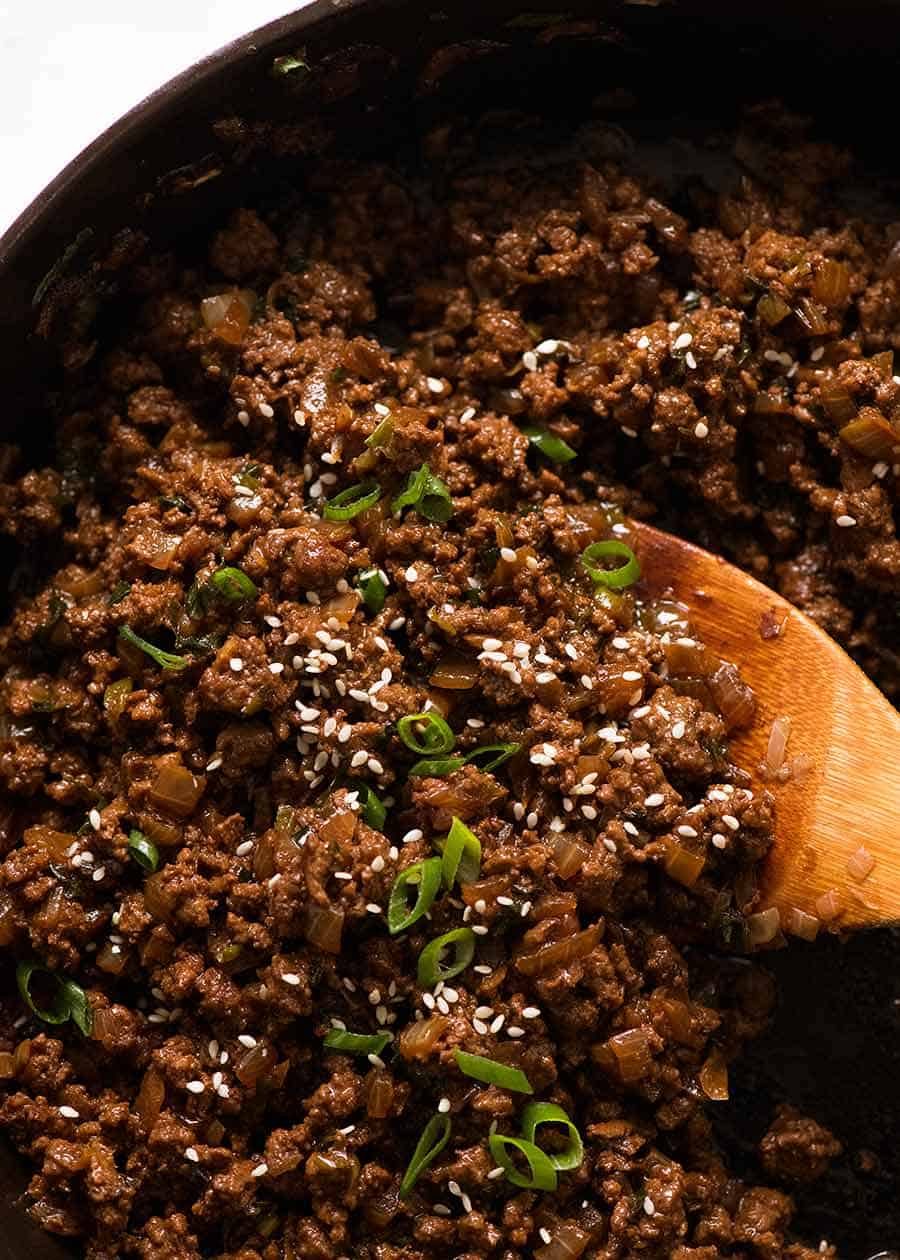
left=632, top=520, right=900, bottom=929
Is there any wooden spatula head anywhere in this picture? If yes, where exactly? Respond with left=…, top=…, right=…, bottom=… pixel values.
left=632, top=520, right=900, bottom=930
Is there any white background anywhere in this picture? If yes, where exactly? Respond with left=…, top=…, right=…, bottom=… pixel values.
left=0, top=1, right=304, bottom=235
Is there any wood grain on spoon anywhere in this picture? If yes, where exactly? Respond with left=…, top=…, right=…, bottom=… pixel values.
left=632, top=519, right=900, bottom=930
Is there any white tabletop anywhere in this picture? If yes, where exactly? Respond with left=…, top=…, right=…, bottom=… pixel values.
left=0, top=1, right=303, bottom=235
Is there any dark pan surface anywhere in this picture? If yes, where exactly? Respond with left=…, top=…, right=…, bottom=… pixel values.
left=0, top=3, right=898, bottom=1256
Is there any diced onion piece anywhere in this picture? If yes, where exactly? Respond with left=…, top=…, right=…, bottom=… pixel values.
left=0, top=1053, right=16, bottom=1080
left=839, top=407, right=898, bottom=460
left=757, top=293, right=791, bottom=326
left=657, top=993, right=695, bottom=1044
left=708, top=661, right=756, bottom=731
left=398, top=1014, right=448, bottom=1061
left=135, top=1067, right=165, bottom=1133
left=784, top=907, right=820, bottom=941
left=304, top=904, right=344, bottom=953
left=664, top=638, right=717, bottom=677
left=814, top=889, right=843, bottom=922
left=846, top=845, right=875, bottom=883
left=746, top=906, right=781, bottom=946
left=320, top=810, right=357, bottom=846
left=149, top=760, right=205, bottom=819
left=812, top=259, right=850, bottom=307
left=605, top=1028, right=653, bottom=1084
left=819, top=381, right=858, bottom=424
left=663, top=841, right=705, bottom=889
left=765, top=714, right=792, bottom=771
left=794, top=297, right=830, bottom=335
left=870, top=349, right=894, bottom=379
left=143, top=871, right=175, bottom=920
left=554, top=836, right=590, bottom=879
left=699, top=1049, right=729, bottom=1100
left=534, top=1223, right=592, bottom=1260
left=516, top=923, right=600, bottom=977
left=96, top=942, right=128, bottom=975
left=23, top=826, right=76, bottom=860
left=366, top=1070, right=394, bottom=1119
left=235, top=1041, right=276, bottom=1086
left=430, top=656, right=478, bottom=690
left=200, top=290, right=253, bottom=345
left=89, top=1006, right=122, bottom=1046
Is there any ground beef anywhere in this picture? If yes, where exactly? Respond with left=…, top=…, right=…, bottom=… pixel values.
left=0, top=104, right=878, bottom=1258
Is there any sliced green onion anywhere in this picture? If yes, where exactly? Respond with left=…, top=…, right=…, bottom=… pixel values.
left=16, top=963, right=92, bottom=1035
left=272, top=52, right=309, bottom=77
left=454, top=1049, right=533, bottom=1094
left=399, top=1112, right=451, bottom=1199
left=118, top=626, right=189, bottom=672
left=408, top=755, right=465, bottom=778
left=353, top=782, right=386, bottom=831
left=387, top=858, right=442, bottom=935
left=106, top=581, right=131, bottom=606
left=209, top=566, right=258, bottom=603
left=417, top=928, right=476, bottom=986
left=580, top=540, right=641, bottom=590
left=365, top=414, right=394, bottom=449
left=322, top=482, right=381, bottom=521
left=127, top=829, right=159, bottom=873
left=396, top=711, right=455, bottom=756
left=523, top=426, right=576, bottom=463
left=440, top=817, right=481, bottom=887
left=391, top=464, right=453, bottom=523
left=357, top=567, right=387, bottom=615
left=488, top=1133, right=557, bottom=1190
left=16, top=962, right=71, bottom=1025
left=60, top=980, right=93, bottom=1037
left=323, top=1029, right=391, bottom=1057
left=463, top=743, right=521, bottom=773
left=520, top=1101, right=584, bottom=1171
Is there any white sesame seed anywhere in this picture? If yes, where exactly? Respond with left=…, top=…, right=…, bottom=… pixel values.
left=229, top=657, right=243, bottom=672
left=402, top=829, right=423, bottom=845
left=482, top=638, right=503, bottom=652
left=490, top=1014, right=505, bottom=1033
left=507, top=1026, right=525, bottom=1038
left=368, top=1053, right=386, bottom=1068
left=426, top=377, right=443, bottom=393
left=251, top=1163, right=268, bottom=1178
left=603, top=838, right=618, bottom=854
left=89, top=808, right=101, bottom=831
left=622, top=670, right=642, bottom=682
left=185, top=1147, right=199, bottom=1162
left=810, top=346, right=825, bottom=361
left=282, top=973, right=301, bottom=986
left=712, top=834, right=727, bottom=849
left=58, top=1105, right=79, bottom=1118
left=674, top=332, right=693, bottom=350
left=694, top=420, right=709, bottom=438
left=722, top=814, right=740, bottom=831
left=644, top=1196, right=656, bottom=1216
left=268, top=662, right=284, bottom=675
left=258, top=402, right=274, bottom=419
left=366, top=903, right=382, bottom=915
left=836, top=514, right=857, bottom=527
left=677, top=825, right=698, bottom=838
left=186, top=1081, right=205, bottom=1094
left=472, top=925, right=489, bottom=936
left=540, top=1228, right=552, bottom=1245
left=371, top=855, right=385, bottom=873
left=206, top=756, right=223, bottom=771
left=91, top=867, right=105, bottom=882
left=368, top=758, right=384, bottom=774
left=487, top=1166, right=505, bottom=1180
left=645, top=793, right=665, bottom=808
left=637, top=335, right=650, bottom=349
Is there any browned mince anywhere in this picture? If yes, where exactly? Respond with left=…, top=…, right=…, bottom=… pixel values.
left=7, top=100, right=900, bottom=1259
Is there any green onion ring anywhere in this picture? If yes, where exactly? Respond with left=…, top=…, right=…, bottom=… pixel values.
left=396, top=711, right=455, bottom=756
left=520, top=1101, right=584, bottom=1171
left=209, top=566, right=258, bottom=603
left=118, top=626, right=189, bottom=672
left=417, top=927, right=476, bottom=986
left=399, top=1112, right=452, bottom=1199
left=323, top=1029, right=392, bottom=1057
left=454, top=1049, right=533, bottom=1094
left=387, top=858, right=443, bottom=935
left=356, top=567, right=387, bottom=615
left=322, top=482, right=382, bottom=521
left=488, top=1133, right=557, bottom=1190
left=580, top=540, right=641, bottom=590
left=127, top=829, right=159, bottom=872
left=439, top=817, right=481, bottom=887
left=523, top=425, right=576, bottom=463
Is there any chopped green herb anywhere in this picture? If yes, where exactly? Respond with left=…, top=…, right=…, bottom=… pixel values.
left=357, top=567, right=387, bottom=615
left=580, top=540, right=641, bottom=590
left=106, top=581, right=131, bottom=606
left=118, top=627, right=189, bottom=672
left=439, top=817, right=481, bottom=887
left=387, top=858, right=442, bottom=935
left=127, top=829, right=159, bottom=873
left=322, top=482, right=382, bottom=521
left=399, top=1113, right=451, bottom=1199
left=488, top=1133, right=557, bottom=1190
left=323, top=1029, right=391, bottom=1057
left=454, top=1049, right=533, bottom=1094
left=523, top=425, right=576, bottom=463
left=417, top=927, right=476, bottom=986
left=272, top=51, right=309, bottom=77
left=353, top=782, right=386, bottom=831
left=16, top=962, right=92, bottom=1035
left=391, top=464, right=453, bottom=523
left=365, top=414, right=393, bottom=449
left=520, top=1101, right=584, bottom=1171
left=396, top=711, right=455, bottom=756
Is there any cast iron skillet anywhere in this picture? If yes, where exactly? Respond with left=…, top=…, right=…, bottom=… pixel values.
left=0, top=2, right=898, bottom=1256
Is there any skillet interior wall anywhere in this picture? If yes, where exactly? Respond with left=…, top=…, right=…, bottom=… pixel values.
left=0, top=2, right=898, bottom=1256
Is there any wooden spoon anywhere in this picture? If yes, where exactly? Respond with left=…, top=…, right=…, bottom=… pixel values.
left=632, top=519, right=900, bottom=930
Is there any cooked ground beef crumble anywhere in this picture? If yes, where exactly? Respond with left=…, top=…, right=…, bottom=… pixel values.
left=8, top=101, right=900, bottom=1258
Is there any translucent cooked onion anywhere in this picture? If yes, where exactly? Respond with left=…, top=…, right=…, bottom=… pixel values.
left=663, top=842, right=705, bottom=889
left=366, top=1070, right=394, bottom=1118
left=430, top=656, right=478, bottom=690
left=320, top=810, right=357, bottom=846
left=746, top=906, right=781, bottom=946
left=516, top=924, right=601, bottom=977
left=320, top=591, right=360, bottom=626
left=871, top=349, right=895, bottom=379
left=757, top=292, right=791, bottom=326
left=200, top=290, right=253, bottom=345
left=765, top=714, right=792, bottom=771
left=699, top=1049, right=729, bottom=1101
left=90, top=1006, right=125, bottom=1045
left=708, top=662, right=756, bottom=731
left=812, top=259, right=850, bottom=307
left=784, top=907, right=820, bottom=941
left=605, top=1028, right=653, bottom=1084
left=553, top=836, right=590, bottom=879
left=304, top=904, right=344, bottom=953
left=846, top=846, right=875, bottom=883
left=96, top=942, right=128, bottom=975
left=794, top=297, right=830, bottom=335
left=235, top=1041, right=275, bottom=1086
left=135, top=1067, right=165, bottom=1133
left=839, top=408, right=898, bottom=460
left=0, top=1053, right=16, bottom=1080
left=398, top=1014, right=448, bottom=1060
left=24, top=826, right=75, bottom=859
left=664, top=638, right=716, bottom=678
left=148, top=760, right=205, bottom=819
left=143, top=872, right=175, bottom=921
left=534, top=1223, right=592, bottom=1260
left=0, top=893, right=16, bottom=947
left=819, top=380, right=857, bottom=423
